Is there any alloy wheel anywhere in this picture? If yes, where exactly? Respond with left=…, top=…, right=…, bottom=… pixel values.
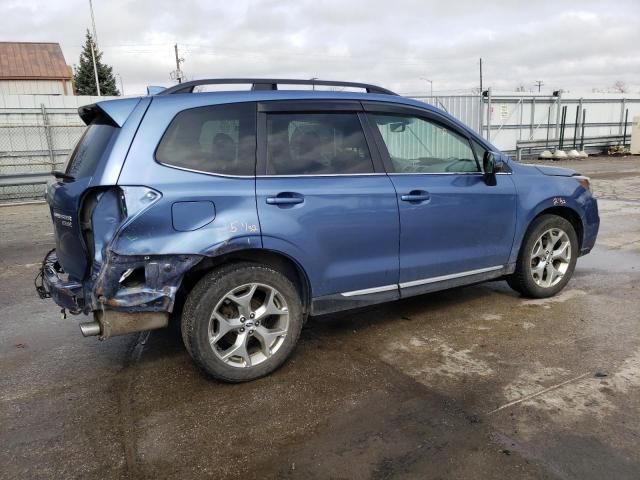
left=208, top=283, right=290, bottom=368
left=530, top=228, right=572, bottom=288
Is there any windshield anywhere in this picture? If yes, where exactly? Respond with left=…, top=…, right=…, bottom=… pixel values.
left=65, top=120, right=117, bottom=180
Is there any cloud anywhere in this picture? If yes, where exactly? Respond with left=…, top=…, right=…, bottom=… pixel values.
left=3, top=0, right=639, bottom=95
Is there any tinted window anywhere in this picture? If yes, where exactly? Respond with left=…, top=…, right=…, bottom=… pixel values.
left=372, top=114, right=479, bottom=173
left=65, top=121, right=117, bottom=179
left=266, top=113, right=374, bottom=175
left=156, top=102, right=256, bottom=176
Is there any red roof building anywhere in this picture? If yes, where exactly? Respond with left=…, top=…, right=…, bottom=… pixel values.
left=0, top=42, right=73, bottom=95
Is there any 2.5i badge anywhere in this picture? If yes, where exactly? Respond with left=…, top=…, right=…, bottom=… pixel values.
left=53, top=212, right=73, bottom=228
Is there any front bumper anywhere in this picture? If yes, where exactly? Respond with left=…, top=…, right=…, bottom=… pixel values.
left=580, top=197, right=600, bottom=255
left=35, top=249, right=84, bottom=313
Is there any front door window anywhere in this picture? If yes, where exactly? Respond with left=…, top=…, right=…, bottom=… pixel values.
left=371, top=114, right=480, bottom=174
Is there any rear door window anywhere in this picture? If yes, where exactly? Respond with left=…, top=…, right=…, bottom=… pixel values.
left=156, top=102, right=256, bottom=176
left=65, top=120, right=117, bottom=179
left=266, top=113, right=374, bottom=175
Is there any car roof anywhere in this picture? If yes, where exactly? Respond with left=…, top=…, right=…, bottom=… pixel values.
left=152, top=89, right=429, bottom=107
left=146, top=89, right=453, bottom=124
left=92, top=89, right=494, bottom=150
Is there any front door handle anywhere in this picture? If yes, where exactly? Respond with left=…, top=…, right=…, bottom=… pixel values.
left=266, top=193, right=304, bottom=205
left=400, top=190, right=430, bottom=202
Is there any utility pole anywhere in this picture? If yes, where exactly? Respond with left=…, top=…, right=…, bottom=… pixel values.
left=174, top=44, right=184, bottom=84
left=478, top=58, right=484, bottom=138
left=88, top=0, right=100, bottom=96
left=535, top=80, right=544, bottom=93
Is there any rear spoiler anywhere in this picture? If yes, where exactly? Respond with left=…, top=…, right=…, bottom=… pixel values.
left=146, top=85, right=166, bottom=95
left=78, top=97, right=143, bottom=127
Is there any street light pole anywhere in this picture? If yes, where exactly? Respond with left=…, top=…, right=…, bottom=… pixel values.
left=116, top=73, right=124, bottom=96
left=420, top=77, right=433, bottom=97
left=88, top=0, right=101, bottom=96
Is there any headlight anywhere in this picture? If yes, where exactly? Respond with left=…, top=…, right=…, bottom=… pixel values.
left=574, top=175, right=591, bottom=193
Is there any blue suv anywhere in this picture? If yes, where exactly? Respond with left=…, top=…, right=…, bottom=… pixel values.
left=37, top=79, right=599, bottom=382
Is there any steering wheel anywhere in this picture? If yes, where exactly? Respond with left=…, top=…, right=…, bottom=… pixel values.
left=445, top=157, right=475, bottom=172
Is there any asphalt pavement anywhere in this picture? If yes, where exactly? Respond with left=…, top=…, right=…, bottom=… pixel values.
left=1, top=156, right=639, bottom=479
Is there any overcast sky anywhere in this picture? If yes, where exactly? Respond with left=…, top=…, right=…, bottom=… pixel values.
left=4, top=0, right=639, bottom=95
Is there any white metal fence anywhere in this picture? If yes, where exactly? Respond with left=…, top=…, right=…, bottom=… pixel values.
left=415, top=93, right=639, bottom=154
left=1, top=92, right=637, bottom=202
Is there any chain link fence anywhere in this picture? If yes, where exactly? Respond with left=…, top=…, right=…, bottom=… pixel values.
left=1, top=94, right=638, bottom=203
left=0, top=105, right=85, bottom=202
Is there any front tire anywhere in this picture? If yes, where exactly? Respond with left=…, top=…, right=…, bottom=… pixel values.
left=181, top=262, right=303, bottom=382
left=507, top=214, right=578, bottom=298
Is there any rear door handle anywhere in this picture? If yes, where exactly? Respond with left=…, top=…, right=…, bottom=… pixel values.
left=400, top=190, right=430, bottom=202
left=266, top=193, right=304, bottom=205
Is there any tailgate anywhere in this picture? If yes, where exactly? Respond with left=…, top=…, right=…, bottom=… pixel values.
left=47, top=114, right=120, bottom=281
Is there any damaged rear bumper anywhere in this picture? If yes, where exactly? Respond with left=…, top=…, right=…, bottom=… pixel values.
left=36, top=250, right=84, bottom=313
left=37, top=249, right=202, bottom=338
left=93, top=252, right=201, bottom=312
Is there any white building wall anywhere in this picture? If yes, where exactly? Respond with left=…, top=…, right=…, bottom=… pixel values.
left=0, top=94, right=117, bottom=109
left=0, top=79, right=73, bottom=96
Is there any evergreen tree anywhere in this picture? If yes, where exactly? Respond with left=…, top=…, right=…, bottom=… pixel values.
left=73, top=30, right=119, bottom=96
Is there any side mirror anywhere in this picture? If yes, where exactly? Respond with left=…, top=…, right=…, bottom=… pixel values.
left=483, top=151, right=497, bottom=186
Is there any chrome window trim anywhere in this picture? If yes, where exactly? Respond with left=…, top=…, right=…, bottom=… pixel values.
left=157, top=162, right=511, bottom=179
left=340, top=284, right=398, bottom=297
left=257, top=172, right=511, bottom=178
left=386, top=172, right=512, bottom=176
left=399, top=265, right=504, bottom=289
left=157, top=161, right=255, bottom=178
left=258, top=173, right=386, bottom=178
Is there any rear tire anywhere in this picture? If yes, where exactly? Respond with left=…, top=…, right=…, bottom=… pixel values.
left=507, top=214, right=578, bottom=298
left=181, top=262, right=303, bottom=382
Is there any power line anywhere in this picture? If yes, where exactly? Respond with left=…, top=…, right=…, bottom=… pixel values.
left=95, top=43, right=458, bottom=65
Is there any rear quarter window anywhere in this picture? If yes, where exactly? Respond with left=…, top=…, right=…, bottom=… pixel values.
left=156, top=102, right=256, bottom=176
left=65, top=120, right=118, bottom=179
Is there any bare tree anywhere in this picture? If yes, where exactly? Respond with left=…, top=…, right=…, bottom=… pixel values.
left=612, top=80, right=627, bottom=93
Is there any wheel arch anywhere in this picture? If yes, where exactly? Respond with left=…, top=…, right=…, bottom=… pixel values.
left=531, top=206, right=584, bottom=250
left=510, top=204, right=585, bottom=265
left=177, top=248, right=312, bottom=317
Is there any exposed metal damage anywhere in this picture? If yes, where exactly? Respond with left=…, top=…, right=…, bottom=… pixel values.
left=92, top=252, right=202, bottom=312
left=39, top=248, right=202, bottom=338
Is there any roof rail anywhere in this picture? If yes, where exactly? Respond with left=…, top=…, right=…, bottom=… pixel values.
left=158, top=78, right=397, bottom=96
